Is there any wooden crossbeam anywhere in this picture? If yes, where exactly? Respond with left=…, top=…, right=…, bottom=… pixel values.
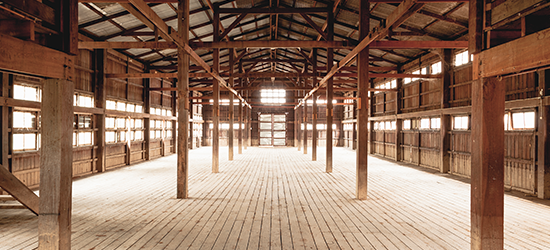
left=78, top=40, right=468, bottom=50
left=219, top=12, right=248, bottom=40
left=218, top=7, right=329, bottom=14
left=296, top=0, right=424, bottom=108
left=0, top=165, right=39, bottom=215
left=299, top=13, right=328, bottom=40
left=122, top=0, right=250, bottom=108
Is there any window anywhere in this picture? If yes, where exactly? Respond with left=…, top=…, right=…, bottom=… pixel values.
left=455, top=50, right=470, bottom=66
left=74, top=93, right=94, bottom=108
left=14, top=84, right=40, bottom=102
left=453, top=116, right=469, bottom=130
left=404, top=77, right=411, bottom=84
left=431, top=62, right=442, bottom=74
left=431, top=118, right=440, bottom=129
left=261, top=89, right=286, bottom=104
left=403, top=119, right=411, bottom=130
left=13, top=112, right=35, bottom=128
left=420, top=118, right=430, bottom=129
left=13, top=133, right=36, bottom=151
left=511, top=111, right=535, bottom=130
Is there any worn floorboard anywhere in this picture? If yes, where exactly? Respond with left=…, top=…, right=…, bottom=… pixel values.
left=2, top=146, right=550, bottom=249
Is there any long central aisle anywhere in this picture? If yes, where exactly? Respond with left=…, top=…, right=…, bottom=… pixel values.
left=2, top=147, right=550, bottom=249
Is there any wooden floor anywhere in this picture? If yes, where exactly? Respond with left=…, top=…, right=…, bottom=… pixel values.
left=2, top=146, right=550, bottom=249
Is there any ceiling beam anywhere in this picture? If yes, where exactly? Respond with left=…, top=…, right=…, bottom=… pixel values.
left=296, top=0, right=425, bottom=108
left=218, top=7, right=330, bottom=14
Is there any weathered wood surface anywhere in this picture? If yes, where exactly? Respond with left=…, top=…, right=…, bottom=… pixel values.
left=2, top=146, right=550, bottom=249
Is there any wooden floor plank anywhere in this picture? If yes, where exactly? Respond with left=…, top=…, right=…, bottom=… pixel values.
left=3, top=147, right=550, bottom=249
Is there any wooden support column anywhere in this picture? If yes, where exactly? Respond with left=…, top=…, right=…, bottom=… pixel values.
left=326, top=3, right=334, bottom=173
left=395, top=119, right=402, bottom=162
left=247, top=103, right=251, bottom=147
left=177, top=0, right=190, bottom=198
left=39, top=79, right=74, bottom=250
left=244, top=99, right=248, bottom=150
left=295, top=103, right=303, bottom=151
left=238, top=97, right=243, bottom=154
left=1, top=73, right=9, bottom=172
left=538, top=69, right=550, bottom=199
left=440, top=49, right=452, bottom=173
left=228, top=49, right=234, bottom=161
left=189, top=95, right=194, bottom=150
left=94, top=50, right=107, bottom=172
left=471, top=77, right=505, bottom=250
left=212, top=5, right=220, bottom=173
left=356, top=0, right=369, bottom=200
left=303, top=89, right=308, bottom=154
left=312, top=49, right=318, bottom=161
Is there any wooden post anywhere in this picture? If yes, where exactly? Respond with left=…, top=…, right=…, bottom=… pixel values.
left=303, top=92, right=308, bottom=154
left=247, top=103, right=251, bottom=147
left=312, top=49, right=318, bottom=161
left=94, top=49, right=107, bottom=173
left=356, top=0, right=369, bottom=200
left=440, top=49, right=452, bottom=173
left=177, top=0, right=190, bottom=198
left=395, top=119, right=402, bottom=162
left=326, top=3, right=334, bottom=173
left=212, top=5, right=220, bottom=173
left=471, top=77, right=505, bottom=250
left=244, top=101, right=248, bottom=150
left=39, top=79, right=74, bottom=250
left=469, top=0, right=484, bottom=55
left=238, top=98, right=243, bottom=154
left=1, top=73, right=9, bottom=170
left=295, top=103, right=303, bottom=151
left=228, top=49, right=234, bottom=161
left=538, top=69, right=550, bottom=199
left=189, top=96, right=194, bottom=150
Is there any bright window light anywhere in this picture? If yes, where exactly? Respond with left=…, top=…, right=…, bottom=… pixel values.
left=75, top=95, right=94, bottom=108
left=420, top=118, right=430, bottom=129
left=261, top=89, right=286, bottom=104
left=455, top=50, right=469, bottom=66
left=403, top=119, right=411, bottom=130
left=116, top=101, right=126, bottom=111
left=116, top=118, right=126, bottom=129
left=106, top=117, right=115, bottom=129
left=453, top=116, right=469, bottom=130
left=13, top=133, right=36, bottom=150
left=127, top=104, right=135, bottom=112
left=431, top=118, right=441, bottom=129
left=13, top=85, right=40, bottom=102
left=431, top=61, right=442, bottom=74
left=106, top=100, right=116, bottom=110
left=135, top=131, right=143, bottom=140
left=13, top=112, right=35, bottom=128
left=512, top=111, right=535, bottom=129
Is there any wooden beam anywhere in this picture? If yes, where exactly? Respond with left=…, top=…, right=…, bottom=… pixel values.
left=538, top=69, right=550, bottom=199
left=219, top=13, right=248, bottom=40
left=312, top=49, right=318, bottom=161
left=471, top=77, right=505, bottom=250
left=0, top=33, right=74, bottom=81
left=326, top=2, right=334, bottom=173
left=469, top=0, right=484, bottom=55
left=356, top=0, right=369, bottom=200
left=39, top=79, right=74, bottom=250
left=212, top=6, right=220, bottom=173
left=0, top=20, right=35, bottom=41
left=296, top=0, right=424, bottom=108
left=218, top=7, right=329, bottom=14
left=1, top=0, right=56, bottom=25
left=177, top=0, right=189, bottom=199
left=299, top=13, right=328, bottom=40
left=78, top=41, right=177, bottom=49
left=192, top=40, right=351, bottom=48
left=476, top=27, right=550, bottom=78
left=228, top=48, right=234, bottom=161
left=95, top=49, right=107, bottom=173
left=0, top=165, right=39, bottom=214
left=123, top=0, right=250, bottom=108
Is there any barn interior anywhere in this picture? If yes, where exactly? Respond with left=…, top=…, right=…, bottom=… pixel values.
left=1, top=0, right=550, bottom=249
